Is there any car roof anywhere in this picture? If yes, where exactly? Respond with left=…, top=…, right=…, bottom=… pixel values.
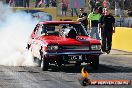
left=39, top=21, right=80, bottom=24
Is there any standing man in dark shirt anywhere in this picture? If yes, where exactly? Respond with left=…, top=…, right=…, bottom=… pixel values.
left=99, top=8, right=115, bottom=54
left=77, top=8, right=88, bottom=31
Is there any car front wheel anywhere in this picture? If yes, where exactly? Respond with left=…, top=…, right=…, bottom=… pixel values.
left=75, top=61, right=81, bottom=67
left=90, top=56, right=99, bottom=70
left=33, top=56, right=41, bottom=67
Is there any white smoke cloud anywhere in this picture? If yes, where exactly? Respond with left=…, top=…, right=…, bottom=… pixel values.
left=0, top=2, right=39, bottom=66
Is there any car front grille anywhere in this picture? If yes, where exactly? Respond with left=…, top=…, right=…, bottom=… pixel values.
left=59, top=46, right=89, bottom=50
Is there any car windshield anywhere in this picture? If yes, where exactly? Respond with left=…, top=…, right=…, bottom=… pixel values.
left=40, top=23, right=89, bottom=36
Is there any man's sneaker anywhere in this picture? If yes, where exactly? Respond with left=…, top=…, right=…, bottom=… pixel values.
left=106, top=50, right=110, bottom=54
left=101, top=49, right=106, bottom=53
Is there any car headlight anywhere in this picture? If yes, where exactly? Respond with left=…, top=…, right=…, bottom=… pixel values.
left=91, top=45, right=101, bottom=50
left=47, top=45, right=58, bottom=50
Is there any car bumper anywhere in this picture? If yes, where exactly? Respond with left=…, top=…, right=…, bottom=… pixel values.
left=42, top=51, right=102, bottom=62
left=44, top=51, right=102, bottom=55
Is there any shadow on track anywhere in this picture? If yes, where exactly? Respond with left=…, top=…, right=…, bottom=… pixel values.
left=47, top=63, right=132, bottom=73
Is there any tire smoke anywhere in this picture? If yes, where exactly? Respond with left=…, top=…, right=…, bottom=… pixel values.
left=0, top=2, right=39, bottom=66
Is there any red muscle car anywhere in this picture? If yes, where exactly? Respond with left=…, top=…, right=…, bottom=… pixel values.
left=27, top=21, right=102, bottom=71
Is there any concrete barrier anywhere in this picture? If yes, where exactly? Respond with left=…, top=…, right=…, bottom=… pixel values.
left=11, top=7, right=78, bottom=21
left=112, top=27, right=132, bottom=52
left=56, top=16, right=78, bottom=21
left=11, top=7, right=57, bottom=20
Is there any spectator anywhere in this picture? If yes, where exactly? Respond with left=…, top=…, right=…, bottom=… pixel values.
left=13, top=0, right=23, bottom=7
left=89, top=0, right=95, bottom=12
left=61, top=0, right=68, bottom=16
left=115, top=0, right=122, bottom=17
left=6, top=0, right=13, bottom=6
left=99, top=8, right=115, bottom=54
left=23, top=0, right=29, bottom=8
left=103, top=0, right=110, bottom=8
left=19, top=0, right=24, bottom=7
left=88, top=8, right=101, bottom=40
left=69, top=0, right=85, bottom=17
left=35, top=0, right=42, bottom=7
left=50, top=0, right=57, bottom=7
left=13, top=0, right=19, bottom=7
left=94, top=1, right=103, bottom=15
left=77, top=8, right=88, bottom=30
left=44, top=0, right=49, bottom=7
left=124, top=0, right=130, bottom=8
left=71, top=8, right=78, bottom=17
left=71, top=0, right=78, bottom=16
left=128, top=8, right=132, bottom=16
left=6, top=0, right=9, bottom=3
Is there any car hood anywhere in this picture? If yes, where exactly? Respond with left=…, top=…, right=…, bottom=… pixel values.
left=40, top=36, right=100, bottom=45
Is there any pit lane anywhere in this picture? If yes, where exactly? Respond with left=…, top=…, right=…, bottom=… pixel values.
left=0, top=50, right=132, bottom=88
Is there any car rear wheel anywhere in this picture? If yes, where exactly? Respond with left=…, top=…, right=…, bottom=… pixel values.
left=33, top=56, right=41, bottom=67
left=41, top=59, right=49, bottom=71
